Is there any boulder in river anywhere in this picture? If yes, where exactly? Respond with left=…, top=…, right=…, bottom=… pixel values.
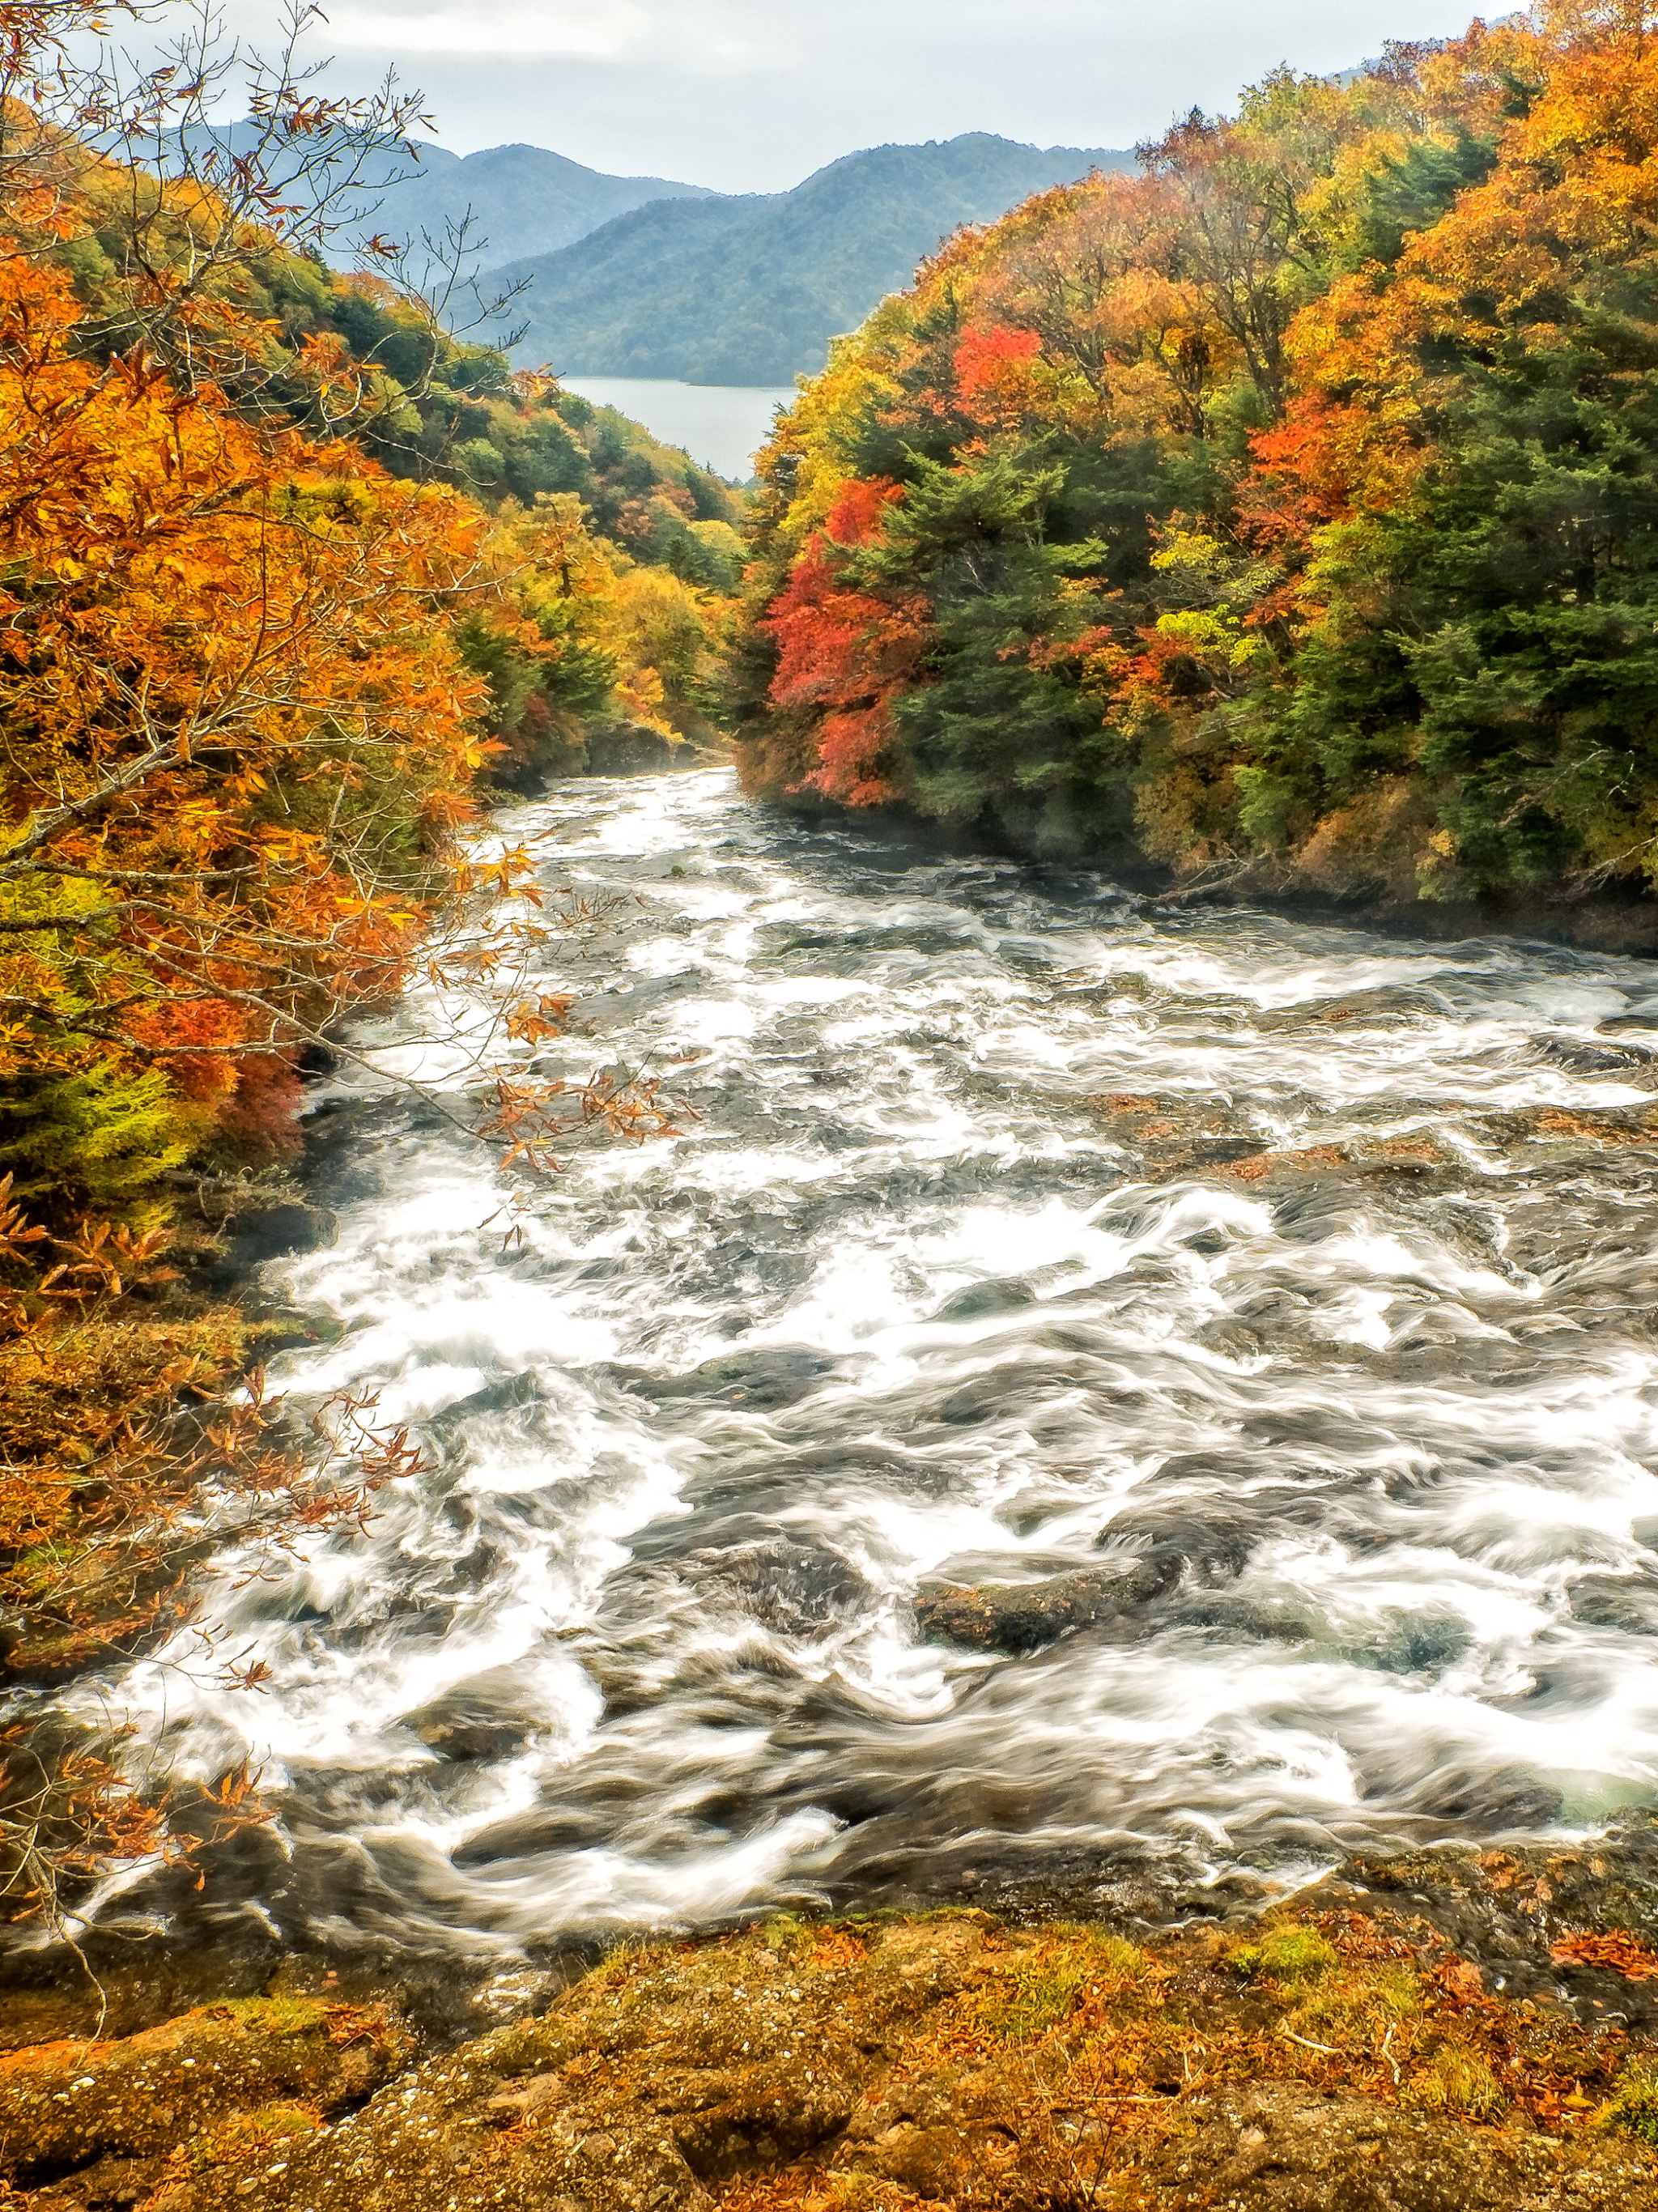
left=915, top=1562, right=1171, bottom=1653
left=406, top=1665, right=544, bottom=1760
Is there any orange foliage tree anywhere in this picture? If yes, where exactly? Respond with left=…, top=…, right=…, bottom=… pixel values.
left=0, top=1, right=695, bottom=1934
left=0, top=249, right=496, bottom=1217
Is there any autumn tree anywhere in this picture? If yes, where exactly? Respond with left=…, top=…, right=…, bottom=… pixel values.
left=0, top=0, right=708, bottom=1934
left=734, top=2, right=1658, bottom=909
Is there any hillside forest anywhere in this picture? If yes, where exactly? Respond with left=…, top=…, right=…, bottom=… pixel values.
left=494, top=134, right=1131, bottom=385
left=0, top=21, right=746, bottom=1227
left=733, top=0, right=1658, bottom=928
left=0, top=0, right=739, bottom=1899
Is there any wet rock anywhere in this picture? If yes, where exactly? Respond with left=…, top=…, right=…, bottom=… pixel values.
left=151, top=1917, right=993, bottom=2212
left=452, top=1804, right=615, bottom=1865
left=6, top=1911, right=1658, bottom=2212
left=1405, top=1759, right=1564, bottom=1831
left=410, top=1714, right=526, bottom=1760
left=915, top=1562, right=1169, bottom=1653
left=0, top=1917, right=299, bottom=2056
left=427, top=1372, right=546, bottom=1440
left=240, top=1305, right=325, bottom=1355
left=1188, top=1135, right=1267, bottom=1165
left=406, top=1665, right=546, bottom=1761
left=934, top=1278, right=1036, bottom=1323
left=1324, top=1827, right=1658, bottom=2031
left=1534, top=1035, right=1658, bottom=1074
left=638, top=1347, right=839, bottom=1411
left=567, top=972, right=700, bottom=1036
left=293, top=1096, right=409, bottom=1206
left=1095, top=1500, right=1265, bottom=1582
left=1571, top=1576, right=1658, bottom=1636
left=216, top=1201, right=338, bottom=1276
left=683, top=1535, right=872, bottom=1634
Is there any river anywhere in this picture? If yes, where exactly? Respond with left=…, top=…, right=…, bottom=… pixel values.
left=107, top=766, right=1658, bottom=1957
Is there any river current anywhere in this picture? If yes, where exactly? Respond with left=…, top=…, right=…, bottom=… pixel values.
left=108, top=767, right=1658, bottom=1955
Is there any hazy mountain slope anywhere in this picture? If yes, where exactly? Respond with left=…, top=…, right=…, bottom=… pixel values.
left=171, top=125, right=713, bottom=273
left=383, top=143, right=716, bottom=267
left=490, top=133, right=1133, bottom=384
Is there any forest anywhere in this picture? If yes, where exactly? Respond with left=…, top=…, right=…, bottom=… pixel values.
left=495, top=134, right=1130, bottom=386
left=731, top=0, right=1658, bottom=927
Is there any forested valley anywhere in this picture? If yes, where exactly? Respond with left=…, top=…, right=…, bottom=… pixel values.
left=17, top=10, right=1658, bottom=2212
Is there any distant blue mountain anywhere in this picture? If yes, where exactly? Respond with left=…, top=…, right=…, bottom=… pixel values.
left=167, top=125, right=712, bottom=274
left=374, top=142, right=716, bottom=267
left=487, top=133, right=1134, bottom=386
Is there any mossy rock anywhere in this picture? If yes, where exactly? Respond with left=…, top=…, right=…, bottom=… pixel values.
left=7, top=1911, right=1658, bottom=2212
left=0, top=1995, right=408, bottom=2183
left=914, top=1562, right=1167, bottom=1653
left=1226, top=1921, right=1340, bottom=1988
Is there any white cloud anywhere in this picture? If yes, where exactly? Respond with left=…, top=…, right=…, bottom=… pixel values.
left=322, top=0, right=648, bottom=57
left=229, top=0, right=1494, bottom=190
left=318, top=0, right=795, bottom=69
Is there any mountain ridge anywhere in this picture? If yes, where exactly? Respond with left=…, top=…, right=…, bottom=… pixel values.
left=170, top=125, right=716, bottom=274
left=487, top=132, right=1134, bottom=385
left=383, top=140, right=716, bottom=268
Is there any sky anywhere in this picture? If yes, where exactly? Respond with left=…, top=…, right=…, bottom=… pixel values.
left=249, top=0, right=1503, bottom=194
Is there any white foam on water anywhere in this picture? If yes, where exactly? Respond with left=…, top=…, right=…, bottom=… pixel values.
left=82, top=768, right=1658, bottom=1946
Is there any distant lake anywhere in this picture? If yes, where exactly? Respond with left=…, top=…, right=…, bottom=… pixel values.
left=561, top=378, right=796, bottom=482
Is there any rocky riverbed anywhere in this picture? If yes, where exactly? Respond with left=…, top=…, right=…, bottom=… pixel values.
left=12, top=1846, right=1658, bottom=2212
left=19, top=768, right=1658, bottom=2208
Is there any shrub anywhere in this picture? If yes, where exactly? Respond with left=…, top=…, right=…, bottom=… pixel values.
left=1227, top=1922, right=1338, bottom=1987
left=1599, top=2059, right=1658, bottom=2145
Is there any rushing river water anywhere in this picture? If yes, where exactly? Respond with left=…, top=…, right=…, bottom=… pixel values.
left=107, top=767, right=1658, bottom=1956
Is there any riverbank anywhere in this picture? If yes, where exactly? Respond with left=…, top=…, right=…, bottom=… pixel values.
left=9, top=1850, right=1658, bottom=2212
left=0, top=1172, right=344, bottom=1685
left=1083, top=850, right=1658, bottom=964
left=737, top=786, right=1658, bottom=961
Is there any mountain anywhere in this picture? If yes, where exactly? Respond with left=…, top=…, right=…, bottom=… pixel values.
left=168, top=126, right=714, bottom=275
left=486, top=134, right=1133, bottom=385
left=372, top=143, right=716, bottom=270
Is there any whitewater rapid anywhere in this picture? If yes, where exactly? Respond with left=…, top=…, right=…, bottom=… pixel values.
left=109, top=768, right=1658, bottom=1950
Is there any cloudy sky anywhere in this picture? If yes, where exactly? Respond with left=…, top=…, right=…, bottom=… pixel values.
left=270, top=0, right=1494, bottom=192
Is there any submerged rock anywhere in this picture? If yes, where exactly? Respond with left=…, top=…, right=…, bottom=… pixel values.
left=915, top=1562, right=1169, bottom=1653
left=627, top=1347, right=840, bottom=1411
left=204, top=1197, right=338, bottom=1287
left=406, top=1666, right=542, bottom=1761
